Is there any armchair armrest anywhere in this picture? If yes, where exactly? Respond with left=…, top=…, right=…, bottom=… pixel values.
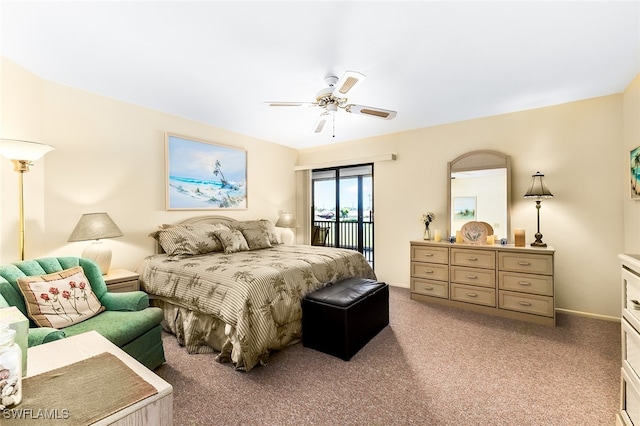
left=28, top=327, right=65, bottom=347
left=100, top=291, right=149, bottom=311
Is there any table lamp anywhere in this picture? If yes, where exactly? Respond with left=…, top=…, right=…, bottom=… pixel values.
left=68, top=212, right=123, bottom=274
left=275, top=212, right=298, bottom=245
left=524, top=171, right=553, bottom=247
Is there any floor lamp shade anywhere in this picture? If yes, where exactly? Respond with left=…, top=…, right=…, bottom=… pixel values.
left=0, top=139, right=55, bottom=260
left=68, top=213, right=123, bottom=274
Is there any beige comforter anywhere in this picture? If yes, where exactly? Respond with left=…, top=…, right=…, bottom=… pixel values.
left=137, top=244, right=376, bottom=371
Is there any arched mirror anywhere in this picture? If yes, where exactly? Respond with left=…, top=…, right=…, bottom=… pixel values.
left=447, top=150, right=511, bottom=242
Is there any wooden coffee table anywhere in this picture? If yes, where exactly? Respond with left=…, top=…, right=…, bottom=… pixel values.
left=26, top=330, right=173, bottom=425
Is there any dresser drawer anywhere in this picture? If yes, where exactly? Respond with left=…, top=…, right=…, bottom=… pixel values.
left=498, top=252, right=553, bottom=275
left=499, top=271, right=553, bottom=296
left=411, top=245, right=448, bottom=264
left=451, top=248, right=495, bottom=269
left=450, top=283, right=495, bottom=307
left=411, top=262, right=448, bottom=281
left=450, top=266, right=495, bottom=288
left=621, top=366, right=640, bottom=426
left=411, top=278, right=448, bottom=299
left=623, top=267, right=640, bottom=329
left=499, top=291, right=554, bottom=317
left=623, top=318, right=640, bottom=379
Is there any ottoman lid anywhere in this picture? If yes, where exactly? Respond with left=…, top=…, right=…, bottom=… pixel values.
left=305, top=278, right=386, bottom=307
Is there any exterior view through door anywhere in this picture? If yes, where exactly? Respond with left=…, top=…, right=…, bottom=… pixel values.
left=311, top=164, right=373, bottom=266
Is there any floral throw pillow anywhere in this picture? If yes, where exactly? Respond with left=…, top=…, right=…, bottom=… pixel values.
left=17, top=266, right=105, bottom=329
left=212, top=229, right=250, bottom=254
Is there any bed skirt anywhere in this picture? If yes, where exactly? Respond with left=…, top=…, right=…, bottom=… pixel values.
left=153, top=298, right=303, bottom=369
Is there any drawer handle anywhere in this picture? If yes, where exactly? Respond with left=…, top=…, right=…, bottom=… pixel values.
left=518, top=281, right=532, bottom=286
left=467, top=257, right=478, bottom=261
left=518, top=261, right=531, bottom=266
left=467, top=293, right=478, bottom=297
left=466, top=275, right=478, bottom=279
left=425, top=286, right=434, bottom=291
left=519, top=301, right=532, bottom=306
left=425, top=270, right=434, bottom=274
left=424, top=253, right=434, bottom=257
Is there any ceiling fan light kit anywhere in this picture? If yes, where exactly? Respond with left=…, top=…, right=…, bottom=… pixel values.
left=266, top=70, right=397, bottom=136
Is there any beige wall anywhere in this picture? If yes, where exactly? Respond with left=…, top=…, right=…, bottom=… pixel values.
left=3, top=54, right=638, bottom=319
left=298, top=90, right=631, bottom=319
left=0, top=57, right=299, bottom=269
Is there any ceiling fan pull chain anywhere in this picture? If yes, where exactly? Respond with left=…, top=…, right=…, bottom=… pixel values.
left=332, top=112, right=336, bottom=138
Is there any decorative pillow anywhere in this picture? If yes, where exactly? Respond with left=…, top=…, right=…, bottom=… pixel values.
left=212, top=229, right=250, bottom=254
left=150, top=223, right=229, bottom=255
left=230, top=220, right=280, bottom=245
left=17, top=266, right=105, bottom=329
left=240, top=227, right=272, bottom=250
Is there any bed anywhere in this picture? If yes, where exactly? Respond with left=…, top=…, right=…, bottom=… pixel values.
left=136, top=215, right=376, bottom=371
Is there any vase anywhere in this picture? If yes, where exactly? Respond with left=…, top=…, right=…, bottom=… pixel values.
left=423, top=226, right=432, bottom=240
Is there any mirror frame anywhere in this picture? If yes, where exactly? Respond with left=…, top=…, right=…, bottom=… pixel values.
left=447, top=150, right=512, bottom=242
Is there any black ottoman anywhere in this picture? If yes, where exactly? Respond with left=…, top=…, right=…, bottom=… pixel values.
left=302, top=277, right=389, bottom=360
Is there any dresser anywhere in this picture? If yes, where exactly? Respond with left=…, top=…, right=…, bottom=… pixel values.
left=619, top=254, right=640, bottom=426
left=410, top=241, right=555, bottom=326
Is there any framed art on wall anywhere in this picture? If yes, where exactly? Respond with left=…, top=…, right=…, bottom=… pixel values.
left=453, top=196, right=476, bottom=220
left=165, top=133, right=247, bottom=210
left=631, top=145, right=640, bottom=200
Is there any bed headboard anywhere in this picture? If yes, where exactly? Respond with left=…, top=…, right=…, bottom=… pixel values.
left=176, top=215, right=238, bottom=226
left=154, top=215, right=238, bottom=254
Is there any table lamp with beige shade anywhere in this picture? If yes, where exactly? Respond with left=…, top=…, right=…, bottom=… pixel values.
left=68, top=212, right=123, bottom=274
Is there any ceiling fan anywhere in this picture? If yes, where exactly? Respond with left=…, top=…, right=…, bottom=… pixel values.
left=265, top=71, right=397, bottom=136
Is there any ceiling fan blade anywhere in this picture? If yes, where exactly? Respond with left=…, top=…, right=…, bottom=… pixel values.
left=332, top=71, right=366, bottom=96
left=345, top=104, right=397, bottom=120
left=264, top=102, right=316, bottom=107
left=312, top=112, right=331, bottom=134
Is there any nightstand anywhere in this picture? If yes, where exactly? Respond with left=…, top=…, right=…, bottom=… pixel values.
left=103, top=269, right=140, bottom=292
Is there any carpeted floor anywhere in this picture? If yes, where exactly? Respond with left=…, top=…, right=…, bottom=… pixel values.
left=154, top=286, right=621, bottom=426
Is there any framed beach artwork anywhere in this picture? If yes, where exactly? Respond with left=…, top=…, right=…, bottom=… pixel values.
left=165, top=133, right=247, bottom=210
left=631, top=145, right=640, bottom=200
left=453, top=196, right=476, bottom=220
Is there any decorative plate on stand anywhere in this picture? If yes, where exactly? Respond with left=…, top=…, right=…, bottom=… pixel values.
left=461, top=221, right=488, bottom=244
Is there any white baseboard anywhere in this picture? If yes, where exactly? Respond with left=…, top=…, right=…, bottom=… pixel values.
left=556, top=308, right=620, bottom=323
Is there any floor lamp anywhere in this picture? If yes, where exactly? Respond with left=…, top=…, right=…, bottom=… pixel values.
left=0, top=139, right=55, bottom=260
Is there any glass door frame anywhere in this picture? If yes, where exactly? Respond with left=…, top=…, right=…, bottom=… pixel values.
left=311, top=163, right=374, bottom=266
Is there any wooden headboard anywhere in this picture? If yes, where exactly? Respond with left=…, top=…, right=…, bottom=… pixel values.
left=154, top=215, right=238, bottom=254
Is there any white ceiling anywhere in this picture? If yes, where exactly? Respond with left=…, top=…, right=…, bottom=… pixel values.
left=1, top=1, right=639, bottom=149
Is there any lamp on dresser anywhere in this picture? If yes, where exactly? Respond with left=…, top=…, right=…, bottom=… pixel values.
left=524, top=171, right=553, bottom=247
left=0, top=138, right=55, bottom=260
left=68, top=212, right=123, bottom=274
left=275, top=212, right=298, bottom=245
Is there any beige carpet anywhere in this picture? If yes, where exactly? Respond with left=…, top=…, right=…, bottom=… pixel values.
left=155, top=286, right=620, bottom=425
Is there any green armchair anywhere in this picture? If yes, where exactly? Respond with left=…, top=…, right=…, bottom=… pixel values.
left=0, top=257, right=165, bottom=370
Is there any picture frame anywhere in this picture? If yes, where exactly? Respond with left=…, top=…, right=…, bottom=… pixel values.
left=631, top=145, right=640, bottom=200
left=453, top=196, right=476, bottom=220
left=165, top=133, right=247, bottom=210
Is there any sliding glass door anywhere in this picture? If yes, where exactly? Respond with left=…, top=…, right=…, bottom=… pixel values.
left=311, top=164, right=373, bottom=265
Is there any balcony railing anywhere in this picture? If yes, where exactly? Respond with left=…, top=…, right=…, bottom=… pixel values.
left=313, top=220, right=373, bottom=264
